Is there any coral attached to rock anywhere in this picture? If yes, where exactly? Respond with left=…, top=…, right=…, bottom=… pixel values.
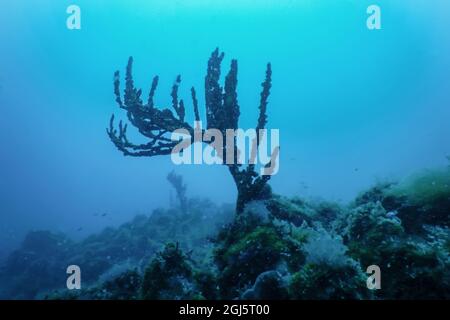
left=1, top=168, right=449, bottom=300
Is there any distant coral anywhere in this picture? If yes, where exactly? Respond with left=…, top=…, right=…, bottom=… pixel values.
left=167, top=171, right=188, bottom=214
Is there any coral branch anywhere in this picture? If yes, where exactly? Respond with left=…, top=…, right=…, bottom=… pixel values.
left=257, top=63, right=272, bottom=132
left=167, top=171, right=188, bottom=214
left=191, top=87, right=200, bottom=122
left=147, top=76, right=159, bottom=108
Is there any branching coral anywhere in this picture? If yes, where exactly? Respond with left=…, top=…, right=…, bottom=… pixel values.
left=107, top=48, right=275, bottom=213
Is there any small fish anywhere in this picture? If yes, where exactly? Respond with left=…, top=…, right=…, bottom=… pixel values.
left=101, top=213, right=108, bottom=217
left=77, top=227, right=83, bottom=232
left=386, top=211, right=398, bottom=218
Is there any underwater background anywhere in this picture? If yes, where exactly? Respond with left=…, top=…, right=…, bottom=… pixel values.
left=0, top=0, right=449, bottom=299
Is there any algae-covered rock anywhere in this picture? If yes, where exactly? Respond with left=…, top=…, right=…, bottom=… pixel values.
left=141, top=243, right=212, bottom=300
left=241, top=270, right=289, bottom=300
left=141, top=243, right=195, bottom=299
left=340, top=180, right=450, bottom=299
left=2, top=167, right=450, bottom=300
left=288, top=262, right=369, bottom=300
left=387, top=168, right=450, bottom=233
left=0, top=231, right=74, bottom=299
left=303, top=227, right=352, bottom=268
left=215, top=225, right=287, bottom=298
left=44, top=269, right=142, bottom=300
left=341, top=201, right=404, bottom=256
left=371, top=241, right=450, bottom=299
left=214, top=209, right=306, bottom=299
left=265, top=196, right=314, bottom=226
left=286, top=225, right=371, bottom=300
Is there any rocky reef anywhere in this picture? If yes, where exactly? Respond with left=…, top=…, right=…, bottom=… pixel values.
left=0, top=167, right=449, bottom=300
left=0, top=197, right=233, bottom=300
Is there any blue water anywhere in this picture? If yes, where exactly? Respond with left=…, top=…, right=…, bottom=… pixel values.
left=0, top=0, right=449, bottom=256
